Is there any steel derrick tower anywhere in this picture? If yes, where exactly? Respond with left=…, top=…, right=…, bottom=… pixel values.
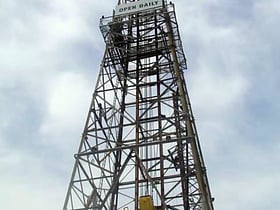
left=63, top=0, right=214, bottom=210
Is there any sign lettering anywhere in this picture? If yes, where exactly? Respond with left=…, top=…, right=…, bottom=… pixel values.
left=115, top=0, right=163, bottom=16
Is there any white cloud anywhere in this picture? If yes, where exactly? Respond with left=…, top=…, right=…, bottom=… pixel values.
left=40, top=71, right=92, bottom=152
left=1, top=0, right=279, bottom=209
left=189, top=70, right=247, bottom=115
left=0, top=146, right=66, bottom=210
left=211, top=141, right=280, bottom=210
left=175, top=1, right=280, bottom=209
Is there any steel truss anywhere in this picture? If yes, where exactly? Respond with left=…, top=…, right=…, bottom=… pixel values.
left=63, top=2, right=214, bottom=210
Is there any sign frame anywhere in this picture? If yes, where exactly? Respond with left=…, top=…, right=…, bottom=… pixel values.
left=115, top=0, right=163, bottom=16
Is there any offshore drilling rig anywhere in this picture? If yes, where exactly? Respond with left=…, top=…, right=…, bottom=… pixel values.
left=63, top=0, right=214, bottom=209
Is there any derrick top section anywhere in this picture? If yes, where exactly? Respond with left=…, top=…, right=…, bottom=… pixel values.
left=99, top=0, right=187, bottom=70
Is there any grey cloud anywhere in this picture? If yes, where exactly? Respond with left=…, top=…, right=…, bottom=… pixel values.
left=1, top=0, right=279, bottom=209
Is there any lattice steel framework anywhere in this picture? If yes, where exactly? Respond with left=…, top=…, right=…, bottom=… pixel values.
left=63, top=1, right=214, bottom=210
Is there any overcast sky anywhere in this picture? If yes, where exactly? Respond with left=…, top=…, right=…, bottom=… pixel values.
left=1, top=0, right=279, bottom=209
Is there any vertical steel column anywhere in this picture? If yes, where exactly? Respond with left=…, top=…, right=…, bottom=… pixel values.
left=173, top=92, right=189, bottom=210
left=135, top=13, right=140, bottom=210
left=154, top=12, right=167, bottom=210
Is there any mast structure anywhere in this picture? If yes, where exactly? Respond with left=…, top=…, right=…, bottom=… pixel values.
left=63, top=0, right=214, bottom=209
